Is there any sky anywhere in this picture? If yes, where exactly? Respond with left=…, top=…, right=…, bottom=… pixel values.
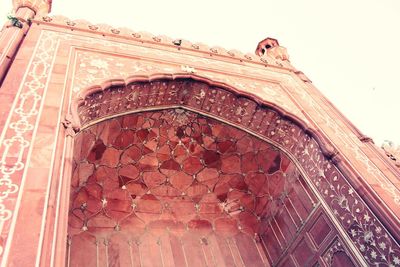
left=1, top=0, right=399, bottom=146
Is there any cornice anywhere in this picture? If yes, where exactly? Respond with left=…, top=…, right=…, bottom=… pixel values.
left=32, top=15, right=296, bottom=72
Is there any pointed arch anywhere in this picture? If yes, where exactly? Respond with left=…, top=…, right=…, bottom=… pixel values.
left=65, top=73, right=400, bottom=266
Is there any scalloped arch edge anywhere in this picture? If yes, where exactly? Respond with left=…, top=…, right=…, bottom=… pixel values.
left=71, top=72, right=340, bottom=162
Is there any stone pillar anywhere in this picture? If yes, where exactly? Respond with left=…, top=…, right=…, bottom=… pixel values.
left=0, top=1, right=51, bottom=85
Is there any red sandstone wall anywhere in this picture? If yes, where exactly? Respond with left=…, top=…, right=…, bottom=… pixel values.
left=0, top=15, right=398, bottom=266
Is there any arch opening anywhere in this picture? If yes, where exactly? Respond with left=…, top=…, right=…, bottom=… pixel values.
left=65, top=77, right=383, bottom=266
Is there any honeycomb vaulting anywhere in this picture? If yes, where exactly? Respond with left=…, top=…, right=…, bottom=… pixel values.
left=68, top=108, right=307, bottom=266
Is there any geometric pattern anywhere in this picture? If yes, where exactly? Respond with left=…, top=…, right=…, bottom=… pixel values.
left=69, top=109, right=307, bottom=266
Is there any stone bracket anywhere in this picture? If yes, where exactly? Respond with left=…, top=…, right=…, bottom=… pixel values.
left=62, top=114, right=80, bottom=137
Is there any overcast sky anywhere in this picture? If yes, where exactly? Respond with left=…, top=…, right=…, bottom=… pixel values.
left=1, top=0, right=399, bottom=146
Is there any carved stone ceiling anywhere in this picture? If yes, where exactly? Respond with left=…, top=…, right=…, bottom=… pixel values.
left=68, top=108, right=302, bottom=265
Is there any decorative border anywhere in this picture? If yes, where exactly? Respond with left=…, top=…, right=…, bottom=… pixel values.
left=0, top=30, right=60, bottom=260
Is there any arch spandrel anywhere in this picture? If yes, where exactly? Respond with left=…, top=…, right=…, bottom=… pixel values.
left=67, top=76, right=400, bottom=266
left=70, top=50, right=308, bottom=123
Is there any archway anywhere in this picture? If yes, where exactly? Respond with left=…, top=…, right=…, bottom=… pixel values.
left=66, top=77, right=376, bottom=266
left=69, top=108, right=314, bottom=266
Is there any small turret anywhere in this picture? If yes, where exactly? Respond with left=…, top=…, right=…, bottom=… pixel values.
left=255, top=37, right=289, bottom=61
